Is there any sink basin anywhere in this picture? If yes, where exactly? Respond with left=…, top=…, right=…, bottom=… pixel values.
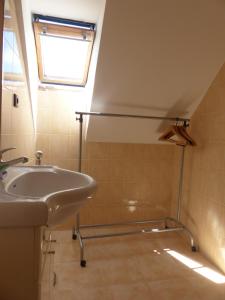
left=0, top=165, right=96, bottom=227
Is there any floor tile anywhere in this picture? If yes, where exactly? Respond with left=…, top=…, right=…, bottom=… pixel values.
left=50, top=230, right=225, bottom=300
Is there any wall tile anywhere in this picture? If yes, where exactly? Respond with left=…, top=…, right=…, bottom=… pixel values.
left=37, top=107, right=51, bottom=134
left=36, top=134, right=51, bottom=161
left=182, top=62, right=225, bottom=273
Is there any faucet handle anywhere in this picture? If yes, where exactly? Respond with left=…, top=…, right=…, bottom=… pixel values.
left=0, top=147, right=16, bottom=159
left=35, top=150, right=43, bottom=165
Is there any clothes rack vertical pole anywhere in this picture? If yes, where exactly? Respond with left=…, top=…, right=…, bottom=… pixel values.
left=177, top=145, right=185, bottom=221
left=72, top=113, right=86, bottom=267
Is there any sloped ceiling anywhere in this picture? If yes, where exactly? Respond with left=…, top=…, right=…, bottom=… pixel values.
left=29, top=0, right=103, bottom=23
left=87, top=0, right=225, bottom=143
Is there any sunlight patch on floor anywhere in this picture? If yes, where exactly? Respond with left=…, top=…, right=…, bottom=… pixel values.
left=164, top=249, right=225, bottom=284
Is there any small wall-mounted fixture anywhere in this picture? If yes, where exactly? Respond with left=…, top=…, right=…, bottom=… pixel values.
left=35, top=150, right=43, bottom=165
left=13, top=93, right=19, bottom=107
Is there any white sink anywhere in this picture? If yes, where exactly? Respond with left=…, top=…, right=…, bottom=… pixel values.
left=0, top=166, right=96, bottom=227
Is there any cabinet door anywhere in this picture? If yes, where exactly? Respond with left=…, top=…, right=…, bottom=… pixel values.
left=39, top=230, right=56, bottom=300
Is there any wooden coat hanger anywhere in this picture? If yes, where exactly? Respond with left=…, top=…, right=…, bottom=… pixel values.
left=158, top=124, right=196, bottom=146
left=176, top=125, right=196, bottom=146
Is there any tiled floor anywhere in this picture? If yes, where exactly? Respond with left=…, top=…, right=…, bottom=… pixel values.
left=43, top=228, right=225, bottom=300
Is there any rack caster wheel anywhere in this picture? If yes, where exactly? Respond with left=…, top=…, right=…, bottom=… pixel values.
left=80, top=260, right=86, bottom=267
left=72, top=233, right=77, bottom=240
left=191, top=246, right=197, bottom=252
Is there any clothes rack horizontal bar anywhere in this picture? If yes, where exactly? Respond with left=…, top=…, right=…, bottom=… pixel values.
left=80, top=218, right=167, bottom=229
left=75, top=111, right=190, bottom=122
left=80, top=226, right=185, bottom=240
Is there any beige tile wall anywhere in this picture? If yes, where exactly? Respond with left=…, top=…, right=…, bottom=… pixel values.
left=181, top=63, right=225, bottom=273
left=36, top=89, right=86, bottom=169
left=0, top=0, right=35, bottom=162
left=1, top=86, right=35, bottom=162
left=80, top=142, right=179, bottom=225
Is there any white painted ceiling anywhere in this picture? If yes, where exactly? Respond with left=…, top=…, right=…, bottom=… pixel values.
left=87, top=0, right=225, bottom=143
left=29, top=0, right=103, bottom=23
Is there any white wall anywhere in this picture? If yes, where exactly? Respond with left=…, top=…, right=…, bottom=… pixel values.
left=87, top=0, right=225, bottom=143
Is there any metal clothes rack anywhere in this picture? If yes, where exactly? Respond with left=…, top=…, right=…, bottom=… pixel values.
left=72, top=111, right=197, bottom=267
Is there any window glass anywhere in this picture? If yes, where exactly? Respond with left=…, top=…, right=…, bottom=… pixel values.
left=40, top=35, right=90, bottom=83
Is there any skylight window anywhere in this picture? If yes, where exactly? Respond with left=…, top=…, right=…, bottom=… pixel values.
left=33, top=14, right=96, bottom=87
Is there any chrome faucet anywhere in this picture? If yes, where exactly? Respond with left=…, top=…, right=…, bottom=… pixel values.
left=0, top=147, right=29, bottom=177
left=35, top=150, right=43, bottom=165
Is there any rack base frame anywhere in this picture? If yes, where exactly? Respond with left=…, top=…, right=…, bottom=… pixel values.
left=72, top=216, right=197, bottom=267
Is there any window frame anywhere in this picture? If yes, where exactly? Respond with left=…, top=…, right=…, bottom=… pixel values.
left=33, top=15, right=96, bottom=87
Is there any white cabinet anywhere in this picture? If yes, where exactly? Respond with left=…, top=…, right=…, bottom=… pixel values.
left=0, top=227, right=57, bottom=300
left=0, top=227, right=40, bottom=300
